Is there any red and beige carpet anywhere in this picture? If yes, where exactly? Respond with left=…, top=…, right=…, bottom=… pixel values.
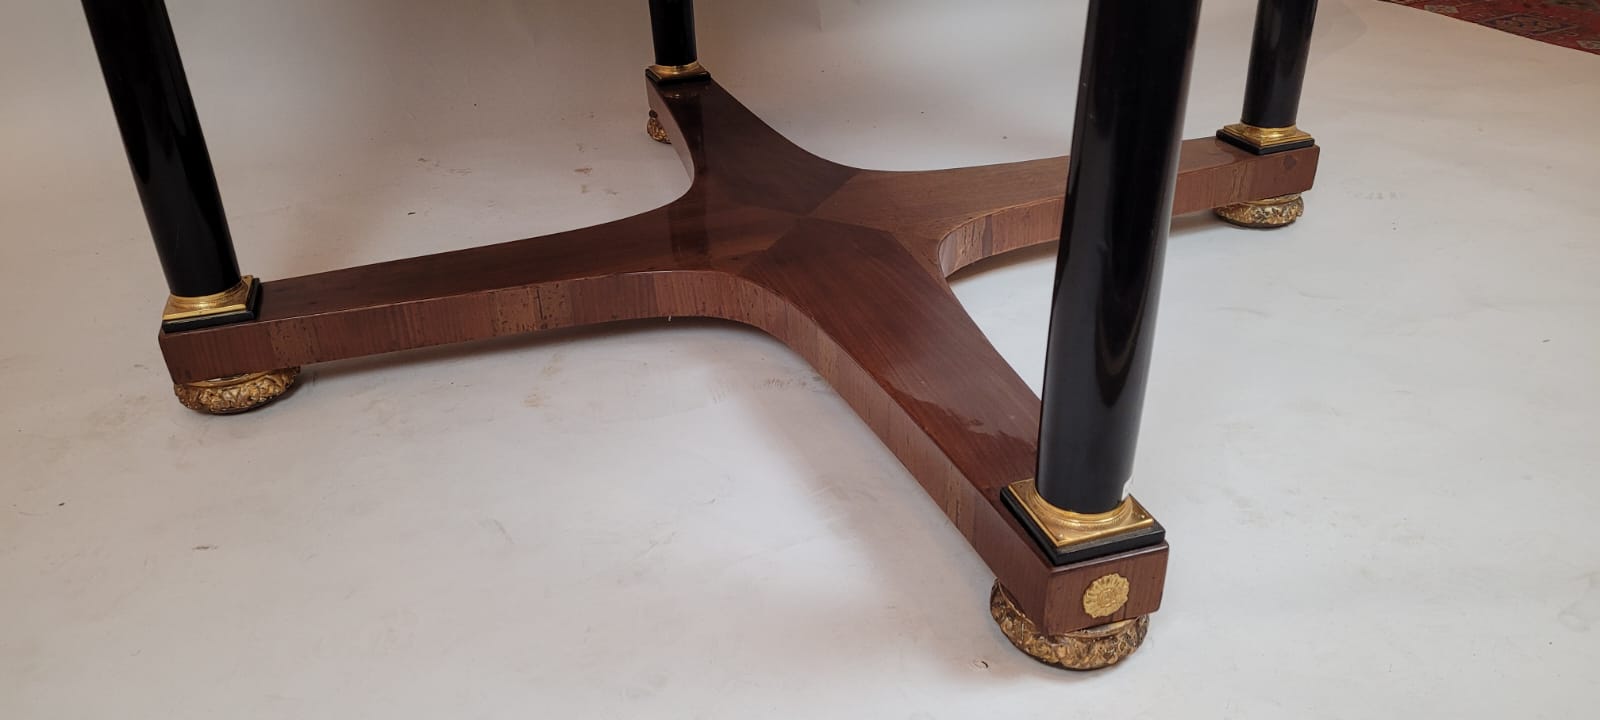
left=1382, top=0, right=1600, bottom=54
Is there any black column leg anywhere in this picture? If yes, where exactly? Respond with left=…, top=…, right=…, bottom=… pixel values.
left=81, top=0, right=259, bottom=332
left=1219, top=0, right=1318, bottom=154
left=84, top=0, right=297, bottom=412
left=1215, top=0, right=1319, bottom=228
left=1002, top=0, right=1201, bottom=566
left=646, top=0, right=710, bottom=83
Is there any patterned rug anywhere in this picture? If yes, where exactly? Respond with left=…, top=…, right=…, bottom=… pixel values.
left=1381, top=0, right=1600, bottom=54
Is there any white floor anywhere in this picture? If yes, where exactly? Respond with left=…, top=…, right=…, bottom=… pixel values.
left=3, top=1, right=1598, bottom=717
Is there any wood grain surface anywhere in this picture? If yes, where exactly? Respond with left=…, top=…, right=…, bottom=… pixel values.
left=159, top=78, right=1316, bottom=633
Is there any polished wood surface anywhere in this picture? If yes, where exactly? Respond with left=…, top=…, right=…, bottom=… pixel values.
left=159, top=78, right=1316, bottom=633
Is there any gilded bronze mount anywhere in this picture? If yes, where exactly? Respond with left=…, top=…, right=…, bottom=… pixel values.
left=1213, top=122, right=1314, bottom=228
left=1214, top=193, right=1304, bottom=228
left=646, top=60, right=709, bottom=84
left=161, top=275, right=261, bottom=331
left=173, top=367, right=299, bottom=414
left=647, top=110, right=670, bottom=143
left=163, top=275, right=298, bottom=414
left=1217, top=122, right=1314, bottom=154
left=991, top=582, right=1149, bottom=670
left=1001, top=479, right=1164, bottom=565
left=990, top=479, right=1163, bottom=668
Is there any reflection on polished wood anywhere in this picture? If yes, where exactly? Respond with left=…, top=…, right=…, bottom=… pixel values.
left=158, top=78, right=1316, bottom=635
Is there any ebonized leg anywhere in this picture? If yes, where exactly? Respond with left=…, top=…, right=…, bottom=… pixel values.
left=644, top=0, right=710, bottom=141
left=1215, top=0, right=1319, bottom=227
left=82, top=0, right=296, bottom=413
left=994, top=0, right=1200, bottom=670
left=646, top=0, right=710, bottom=83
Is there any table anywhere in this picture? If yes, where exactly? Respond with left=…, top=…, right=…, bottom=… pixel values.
left=79, top=0, right=1321, bottom=671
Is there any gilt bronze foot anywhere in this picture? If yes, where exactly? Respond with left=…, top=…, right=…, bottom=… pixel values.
left=174, top=368, right=299, bottom=414
left=647, top=110, right=670, bottom=143
left=1214, top=193, right=1304, bottom=228
left=990, top=583, right=1150, bottom=670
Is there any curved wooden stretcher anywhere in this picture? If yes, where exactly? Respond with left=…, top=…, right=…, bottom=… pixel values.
left=82, top=0, right=1320, bottom=670
left=156, top=77, right=1317, bottom=639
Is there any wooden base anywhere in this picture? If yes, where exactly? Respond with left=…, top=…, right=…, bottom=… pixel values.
left=156, top=76, right=1317, bottom=640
